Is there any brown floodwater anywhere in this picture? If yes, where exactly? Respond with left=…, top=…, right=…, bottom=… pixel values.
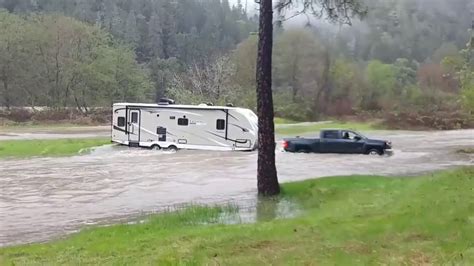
left=0, top=129, right=472, bottom=247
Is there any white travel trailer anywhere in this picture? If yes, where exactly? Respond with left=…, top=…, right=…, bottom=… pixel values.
left=111, top=101, right=258, bottom=151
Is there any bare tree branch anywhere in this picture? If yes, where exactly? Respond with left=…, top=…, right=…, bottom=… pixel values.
left=275, top=0, right=368, bottom=26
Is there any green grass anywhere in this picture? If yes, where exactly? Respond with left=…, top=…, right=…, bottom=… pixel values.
left=274, top=117, right=296, bottom=124
left=1, top=167, right=473, bottom=265
left=457, top=148, right=474, bottom=154
left=0, top=123, right=103, bottom=133
left=276, top=121, right=380, bottom=135
left=0, top=138, right=110, bottom=158
left=0, top=122, right=85, bottom=128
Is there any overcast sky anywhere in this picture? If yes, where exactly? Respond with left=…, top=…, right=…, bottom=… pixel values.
left=228, top=0, right=324, bottom=28
left=228, top=0, right=257, bottom=14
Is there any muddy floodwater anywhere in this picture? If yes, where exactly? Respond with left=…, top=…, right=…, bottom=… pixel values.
left=0, top=129, right=473, bottom=246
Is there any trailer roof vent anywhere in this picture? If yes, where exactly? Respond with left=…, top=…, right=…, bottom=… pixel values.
left=158, top=98, right=175, bottom=105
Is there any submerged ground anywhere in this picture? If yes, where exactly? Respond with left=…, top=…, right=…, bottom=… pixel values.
left=0, top=124, right=473, bottom=247
left=1, top=167, right=473, bottom=265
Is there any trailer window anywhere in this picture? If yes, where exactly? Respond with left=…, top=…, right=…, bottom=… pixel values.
left=177, top=118, right=189, bottom=126
left=216, top=119, right=225, bottom=130
left=117, top=117, right=125, bottom=127
left=157, top=127, right=166, bottom=141
left=157, top=127, right=166, bottom=135
left=131, top=112, right=138, bottom=123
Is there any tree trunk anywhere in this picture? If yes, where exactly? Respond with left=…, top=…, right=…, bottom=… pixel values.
left=2, top=77, right=10, bottom=109
left=322, top=49, right=332, bottom=104
left=314, top=48, right=331, bottom=116
left=157, top=76, right=166, bottom=101
left=256, top=0, right=280, bottom=196
left=291, top=57, right=298, bottom=102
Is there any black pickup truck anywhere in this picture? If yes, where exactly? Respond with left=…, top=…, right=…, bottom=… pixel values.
left=283, top=130, right=392, bottom=155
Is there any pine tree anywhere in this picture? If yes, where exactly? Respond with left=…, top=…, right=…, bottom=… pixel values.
left=148, top=10, right=162, bottom=58
left=125, top=10, right=139, bottom=44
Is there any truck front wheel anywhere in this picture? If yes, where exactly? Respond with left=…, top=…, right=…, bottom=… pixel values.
left=367, top=148, right=383, bottom=156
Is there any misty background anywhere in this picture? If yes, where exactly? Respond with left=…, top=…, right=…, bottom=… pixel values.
left=0, top=0, right=473, bottom=129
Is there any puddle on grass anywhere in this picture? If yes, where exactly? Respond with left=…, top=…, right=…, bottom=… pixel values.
left=214, top=197, right=301, bottom=225
left=123, top=197, right=302, bottom=227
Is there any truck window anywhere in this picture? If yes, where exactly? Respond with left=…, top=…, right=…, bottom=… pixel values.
left=117, top=116, right=125, bottom=127
left=216, top=119, right=225, bottom=130
left=178, top=118, right=189, bottom=126
left=323, top=131, right=339, bottom=139
left=346, top=131, right=359, bottom=140
left=342, top=131, right=350, bottom=139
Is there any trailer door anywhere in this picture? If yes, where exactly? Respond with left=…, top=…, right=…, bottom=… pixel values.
left=128, top=108, right=141, bottom=143
left=214, top=110, right=229, bottom=142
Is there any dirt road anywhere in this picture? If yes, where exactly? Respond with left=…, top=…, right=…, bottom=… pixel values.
left=0, top=128, right=472, bottom=246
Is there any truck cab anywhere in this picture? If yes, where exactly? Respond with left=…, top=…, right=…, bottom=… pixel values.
left=283, top=129, right=392, bottom=155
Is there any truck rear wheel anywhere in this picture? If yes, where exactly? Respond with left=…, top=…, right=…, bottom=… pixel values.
left=296, top=148, right=310, bottom=153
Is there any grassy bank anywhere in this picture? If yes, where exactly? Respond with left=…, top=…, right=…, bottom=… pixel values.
left=0, top=122, right=88, bottom=128
left=0, top=138, right=110, bottom=158
left=0, top=123, right=107, bottom=133
left=274, top=117, right=296, bottom=124
left=276, top=120, right=379, bottom=135
left=457, top=148, right=474, bottom=154
left=1, top=167, right=473, bottom=265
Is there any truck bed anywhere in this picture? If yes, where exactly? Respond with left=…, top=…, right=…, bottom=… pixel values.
left=283, top=137, right=320, bottom=153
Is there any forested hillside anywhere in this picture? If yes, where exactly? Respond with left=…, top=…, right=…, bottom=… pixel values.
left=0, top=0, right=473, bottom=128
left=0, top=0, right=255, bottom=109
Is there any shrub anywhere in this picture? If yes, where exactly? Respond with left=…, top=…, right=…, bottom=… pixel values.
left=32, top=109, right=74, bottom=121
left=89, top=109, right=112, bottom=124
left=273, top=92, right=312, bottom=121
left=1, top=108, right=33, bottom=122
left=383, top=110, right=474, bottom=130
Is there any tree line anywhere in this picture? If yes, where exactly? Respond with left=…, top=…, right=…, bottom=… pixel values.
left=170, top=0, right=474, bottom=121
left=0, top=0, right=472, bottom=120
left=0, top=10, right=153, bottom=112
left=0, top=0, right=256, bottom=108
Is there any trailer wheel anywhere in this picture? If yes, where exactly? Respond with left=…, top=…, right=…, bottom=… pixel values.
left=166, top=145, right=178, bottom=152
left=150, top=144, right=161, bottom=150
